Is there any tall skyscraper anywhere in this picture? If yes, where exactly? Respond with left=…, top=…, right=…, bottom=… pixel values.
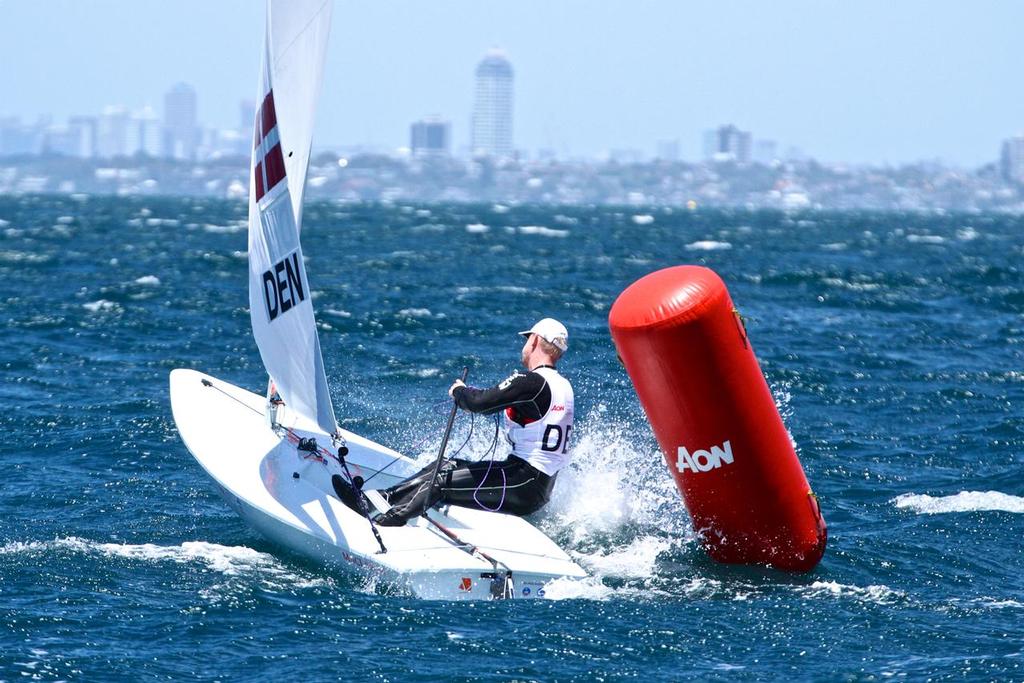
left=68, top=116, right=97, bottom=158
left=131, top=106, right=161, bottom=157
left=411, top=117, right=451, bottom=157
left=163, top=83, right=198, bottom=160
left=706, top=124, right=752, bottom=164
left=471, top=49, right=514, bottom=159
left=42, top=123, right=78, bottom=157
left=1000, top=135, right=1024, bottom=184
left=97, top=106, right=130, bottom=158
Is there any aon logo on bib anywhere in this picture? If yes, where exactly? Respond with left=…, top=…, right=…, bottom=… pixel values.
left=677, top=440, right=734, bottom=473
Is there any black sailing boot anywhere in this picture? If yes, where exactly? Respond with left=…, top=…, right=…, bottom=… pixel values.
left=373, top=508, right=408, bottom=527
left=331, top=474, right=371, bottom=515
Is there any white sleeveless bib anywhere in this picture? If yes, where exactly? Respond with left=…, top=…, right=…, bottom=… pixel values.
left=504, top=366, right=574, bottom=476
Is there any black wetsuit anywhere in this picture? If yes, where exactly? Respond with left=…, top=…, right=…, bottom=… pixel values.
left=377, top=369, right=559, bottom=525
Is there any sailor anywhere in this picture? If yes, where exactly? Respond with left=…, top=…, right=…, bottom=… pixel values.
left=372, top=318, right=575, bottom=527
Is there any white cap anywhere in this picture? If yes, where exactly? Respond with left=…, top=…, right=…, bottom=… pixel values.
left=519, top=318, right=569, bottom=352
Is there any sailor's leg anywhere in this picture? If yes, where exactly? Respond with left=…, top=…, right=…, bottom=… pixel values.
left=375, top=459, right=461, bottom=526
left=379, top=465, right=431, bottom=503
left=380, top=458, right=458, bottom=504
left=442, top=457, right=555, bottom=516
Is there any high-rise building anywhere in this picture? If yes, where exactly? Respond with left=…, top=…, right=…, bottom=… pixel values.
left=42, top=124, right=81, bottom=157
left=411, top=117, right=451, bottom=157
left=68, top=116, right=97, bottom=158
left=0, top=117, right=43, bottom=156
left=131, top=106, right=161, bottom=157
left=163, top=82, right=199, bottom=160
left=1000, top=135, right=1024, bottom=184
left=753, top=139, right=778, bottom=165
left=705, top=124, right=752, bottom=164
left=471, top=49, right=514, bottom=159
left=97, top=106, right=130, bottom=158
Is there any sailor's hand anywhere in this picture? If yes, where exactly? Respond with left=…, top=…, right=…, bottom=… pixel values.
left=448, top=379, right=466, bottom=397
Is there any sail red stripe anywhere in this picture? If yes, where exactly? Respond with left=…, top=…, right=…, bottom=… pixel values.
left=260, top=91, right=277, bottom=139
left=252, top=89, right=286, bottom=201
left=264, top=143, right=286, bottom=194
left=254, top=161, right=265, bottom=200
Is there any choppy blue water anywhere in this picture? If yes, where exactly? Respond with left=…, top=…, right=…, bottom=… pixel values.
left=1, top=195, right=1022, bottom=681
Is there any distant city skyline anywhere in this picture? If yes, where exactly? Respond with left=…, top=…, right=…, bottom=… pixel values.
left=2, top=1, right=1023, bottom=166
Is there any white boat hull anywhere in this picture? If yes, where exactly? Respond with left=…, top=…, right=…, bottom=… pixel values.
left=169, top=368, right=586, bottom=599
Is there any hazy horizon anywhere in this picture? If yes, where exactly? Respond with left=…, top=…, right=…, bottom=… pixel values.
left=3, top=0, right=1022, bottom=166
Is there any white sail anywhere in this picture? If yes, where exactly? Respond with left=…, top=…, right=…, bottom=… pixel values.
left=266, top=0, right=332, bottom=228
left=248, top=0, right=336, bottom=435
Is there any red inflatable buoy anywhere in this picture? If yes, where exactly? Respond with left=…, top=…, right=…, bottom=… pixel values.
left=609, top=266, right=826, bottom=571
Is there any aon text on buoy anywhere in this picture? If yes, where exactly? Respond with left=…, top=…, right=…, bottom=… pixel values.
left=677, top=440, right=734, bottom=473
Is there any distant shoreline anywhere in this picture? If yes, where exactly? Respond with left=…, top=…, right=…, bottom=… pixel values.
left=1, top=153, right=1021, bottom=213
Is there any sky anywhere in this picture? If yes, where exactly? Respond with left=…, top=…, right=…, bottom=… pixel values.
left=2, top=0, right=1022, bottom=166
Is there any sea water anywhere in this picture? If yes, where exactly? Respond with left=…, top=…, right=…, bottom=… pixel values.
left=0, top=195, right=1021, bottom=680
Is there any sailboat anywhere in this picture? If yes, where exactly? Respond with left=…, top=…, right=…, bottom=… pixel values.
left=168, top=0, right=585, bottom=600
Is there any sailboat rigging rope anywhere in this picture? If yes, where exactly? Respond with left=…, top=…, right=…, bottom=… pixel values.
left=471, top=414, right=505, bottom=512
left=200, top=378, right=343, bottom=464
left=360, top=400, right=477, bottom=487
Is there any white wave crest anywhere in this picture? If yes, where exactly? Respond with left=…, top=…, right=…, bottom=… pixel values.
left=540, top=572, right=678, bottom=602
left=631, top=214, right=655, bottom=225
left=398, top=307, right=443, bottom=319
left=0, top=537, right=329, bottom=589
left=800, top=581, right=904, bottom=605
left=518, top=225, right=569, bottom=238
left=906, top=234, right=945, bottom=244
left=893, top=491, right=1024, bottom=514
left=686, top=240, right=732, bottom=251
left=83, top=299, right=119, bottom=313
left=323, top=308, right=352, bottom=319
left=0, top=250, right=50, bottom=264
left=949, top=597, right=1024, bottom=611
left=821, top=277, right=881, bottom=292
left=975, top=599, right=1024, bottom=609
left=572, top=536, right=671, bottom=579
left=134, top=275, right=160, bottom=286
left=102, top=540, right=275, bottom=573
left=202, top=222, right=246, bottom=234
left=465, top=223, right=489, bottom=233
left=541, top=575, right=616, bottom=600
